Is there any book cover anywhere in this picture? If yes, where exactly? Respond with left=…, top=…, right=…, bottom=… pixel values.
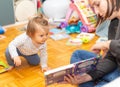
left=49, top=28, right=64, bottom=35
left=66, top=38, right=82, bottom=46
left=50, top=33, right=70, bottom=40
left=44, top=57, right=99, bottom=86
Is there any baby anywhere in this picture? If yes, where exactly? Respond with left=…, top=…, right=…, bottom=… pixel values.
left=5, top=14, right=50, bottom=72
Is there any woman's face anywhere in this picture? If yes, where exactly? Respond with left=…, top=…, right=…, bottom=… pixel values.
left=89, top=0, right=117, bottom=20
left=89, top=0, right=107, bottom=17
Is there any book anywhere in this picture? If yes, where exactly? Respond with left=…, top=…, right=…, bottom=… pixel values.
left=66, top=38, right=82, bottom=46
left=49, top=28, right=70, bottom=40
left=49, top=28, right=64, bottom=35
left=50, top=33, right=70, bottom=40
left=44, top=56, right=100, bottom=86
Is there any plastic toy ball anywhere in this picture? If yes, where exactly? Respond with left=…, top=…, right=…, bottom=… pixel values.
left=42, top=0, right=70, bottom=19
left=0, top=26, right=5, bottom=34
left=81, top=37, right=90, bottom=43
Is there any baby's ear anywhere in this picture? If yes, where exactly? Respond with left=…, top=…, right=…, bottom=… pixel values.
left=37, top=13, right=43, bottom=18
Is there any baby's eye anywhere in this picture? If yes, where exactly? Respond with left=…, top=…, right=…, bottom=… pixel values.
left=46, top=33, right=48, bottom=36
left=40, top=35, right=44, bottom=37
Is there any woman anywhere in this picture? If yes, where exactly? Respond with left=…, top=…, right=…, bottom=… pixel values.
left=63, top=0, right=120, bottom=87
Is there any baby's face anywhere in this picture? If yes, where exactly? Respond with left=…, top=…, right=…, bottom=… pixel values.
left=32, top=28, right=49, bottom=44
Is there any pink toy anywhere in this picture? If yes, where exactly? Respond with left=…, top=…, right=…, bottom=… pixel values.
left=65, top=0, right=97, bottom=32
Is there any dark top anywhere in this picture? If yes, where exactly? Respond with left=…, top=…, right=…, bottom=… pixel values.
left=87, top=18, right=120, bottom=81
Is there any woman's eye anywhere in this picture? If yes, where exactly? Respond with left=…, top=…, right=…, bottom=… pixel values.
left=95, top=1, right=100, bottom=6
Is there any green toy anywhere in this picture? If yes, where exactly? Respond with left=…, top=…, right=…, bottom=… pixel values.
left=0, top=60, right=9, bottom=73
left=81, top=36, right=90, bottom=43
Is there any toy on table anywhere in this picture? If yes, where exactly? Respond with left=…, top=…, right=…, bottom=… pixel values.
left=65, top=0, right=97, bottom=32
left=0, top=60, right=9, bottom=74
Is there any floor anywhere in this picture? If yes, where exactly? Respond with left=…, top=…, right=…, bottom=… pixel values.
left=0, top=25, right=98, bottom=87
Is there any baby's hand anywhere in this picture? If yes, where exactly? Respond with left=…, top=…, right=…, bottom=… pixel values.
left=42, top=67, right=51, bottom=72
left=13, top=56, right=21, bottom=66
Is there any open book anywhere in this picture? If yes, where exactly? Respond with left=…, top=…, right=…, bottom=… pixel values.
left=44, top=56, right=100, bottom=86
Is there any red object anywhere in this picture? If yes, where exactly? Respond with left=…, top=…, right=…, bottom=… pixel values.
left=37, top=0, right=41, bottom=8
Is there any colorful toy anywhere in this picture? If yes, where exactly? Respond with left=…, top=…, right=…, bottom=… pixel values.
left=58, top=22, right=68, bottom=29
left=65, top=0, right=97, bottom=32
left=0, top=60, right=9, bottom=73
left=65, top=21, right=82, bottom=34
left=81, top=36, right=90, bottom=43
left=80, top=25, right=88, bottom=32
left=0, top=25, right=5, bottom=34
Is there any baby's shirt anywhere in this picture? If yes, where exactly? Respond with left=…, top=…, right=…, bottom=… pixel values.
left=8, top=32, right=48, bottom=68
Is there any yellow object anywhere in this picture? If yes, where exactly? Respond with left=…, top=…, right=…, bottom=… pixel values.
left=81, top=36, right=90, bottom=43
left=0, top=60, right=9, bottom=74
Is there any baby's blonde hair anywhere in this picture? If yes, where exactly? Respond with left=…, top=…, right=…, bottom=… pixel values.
left=26, top=14, right=48, bottom=37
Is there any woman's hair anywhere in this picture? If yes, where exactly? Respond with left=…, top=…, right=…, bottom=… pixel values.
left=26, top=14, right=48, bottom=37
left=96, top=0, right=120, bottom=26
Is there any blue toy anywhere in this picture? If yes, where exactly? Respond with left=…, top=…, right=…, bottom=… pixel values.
left=65, top=21, right=82, bottom=34
left=0, top=25, right=5, bottom=34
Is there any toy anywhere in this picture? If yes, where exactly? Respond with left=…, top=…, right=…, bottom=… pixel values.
left=42, top=0, right=70, bottom=19
left=81, top=36, right=90, bottom=43
left=58, top=22, right=68, bottom=29
left=0, top=25, right=5, bottom=34
left=80, top=25, right=88, bottom=32
left=65, top=21, right=82, bottom=34
left=0, top=60, right=9, bottom=73
left=65, top=0, right=97, bottom=32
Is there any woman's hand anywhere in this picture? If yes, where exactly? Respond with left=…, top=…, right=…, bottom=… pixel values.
left=91, top=41, right=111, bottom=58
left=13, top=56, right=21, bottom=66
left=64, top=74, right=81, bottom=85
left=60, top=73, right=92, bottom=85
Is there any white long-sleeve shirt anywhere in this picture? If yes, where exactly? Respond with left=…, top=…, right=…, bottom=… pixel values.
left=8, top=33, right=48, bottom=68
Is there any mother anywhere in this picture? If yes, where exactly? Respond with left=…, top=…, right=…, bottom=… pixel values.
left=63, top=0, right=120, bottom=87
